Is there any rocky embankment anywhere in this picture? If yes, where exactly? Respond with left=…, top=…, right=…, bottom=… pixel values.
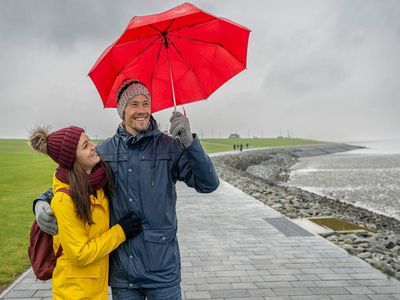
left=211, top=144, right=400, bottom=280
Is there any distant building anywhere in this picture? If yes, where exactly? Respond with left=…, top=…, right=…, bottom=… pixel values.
left=228, top=133, right=240, bottom=139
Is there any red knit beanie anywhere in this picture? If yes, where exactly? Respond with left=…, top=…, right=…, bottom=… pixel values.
left=46, top=126, right=84, bottom=169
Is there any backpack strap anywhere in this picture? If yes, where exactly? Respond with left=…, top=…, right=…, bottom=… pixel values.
left=53, top=187, right=70, bottom=258
left=56, top=187, right=70, bottom=196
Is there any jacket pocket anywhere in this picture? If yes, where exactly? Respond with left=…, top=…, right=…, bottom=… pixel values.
left=142, top=228, right=177, bottom=272
left=65, top=262, right=101, bottom=279
left=139, top=152, right=173, bottom=186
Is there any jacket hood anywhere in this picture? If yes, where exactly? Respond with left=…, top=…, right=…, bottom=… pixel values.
left=117, top=115, right=161, bottom=145
left=52, top=173, right=69, bottom=193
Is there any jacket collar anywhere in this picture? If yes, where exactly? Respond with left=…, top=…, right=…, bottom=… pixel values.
left=117, top=115, right=161, bottom=145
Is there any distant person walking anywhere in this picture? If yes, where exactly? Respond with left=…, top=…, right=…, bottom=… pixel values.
left=29, top=126, right=141, bottom=300
left=240, top=144, right=243, bottom=152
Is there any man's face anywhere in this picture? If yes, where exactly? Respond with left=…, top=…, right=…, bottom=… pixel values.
left=123, top=94, right=151, bottom=135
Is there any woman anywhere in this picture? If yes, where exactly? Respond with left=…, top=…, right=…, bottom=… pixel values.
left=29, top=125, right=141, bottom=299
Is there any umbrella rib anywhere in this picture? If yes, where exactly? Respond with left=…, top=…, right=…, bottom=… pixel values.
left=170, top=34, right=246, bottom=69
left=148, top=23, right=162, bottom=33
left=117, top=36, right=161, bottom=77
left=149, top=40, right=164, bottom=103
left=168, top=18, right=218, bottom=33
left=165, top=19, right=175, bottom=32
left=169, top=34, right=221, bottom=47
left=115, top=34, right=158, bottom=49
left=148, top=18, right=175, bottom=34
left=168, top=38, right=208, bottom=100
left=115, top=19, right=176, bottom=48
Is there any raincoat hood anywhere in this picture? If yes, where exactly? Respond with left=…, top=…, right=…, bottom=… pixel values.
left=52, top=174, right=68, bottom=194
left=117, top=115, right=160, bottom=145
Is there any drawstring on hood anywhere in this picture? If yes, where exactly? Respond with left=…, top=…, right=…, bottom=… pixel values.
left=151, top=134, right=156, bottom=187
left=115, top=136, right=121, bottom=189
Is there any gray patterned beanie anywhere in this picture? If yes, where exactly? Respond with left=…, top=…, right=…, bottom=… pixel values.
left=117, top=80, right=151, bottom=119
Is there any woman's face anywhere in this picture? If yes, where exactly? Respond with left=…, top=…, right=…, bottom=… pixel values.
left=75, top=133, right=100, bottom=174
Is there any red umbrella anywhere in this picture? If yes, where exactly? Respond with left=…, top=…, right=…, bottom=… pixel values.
left=88, top=2, right=250, bottom=113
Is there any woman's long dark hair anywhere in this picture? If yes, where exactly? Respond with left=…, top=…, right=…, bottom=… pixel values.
left=68, top=161, right=114, bottom=225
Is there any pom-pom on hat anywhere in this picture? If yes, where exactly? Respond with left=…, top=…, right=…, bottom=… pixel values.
left=28, top=125, right=84, bottom=169
left=116, top=79, right=151, bottom=120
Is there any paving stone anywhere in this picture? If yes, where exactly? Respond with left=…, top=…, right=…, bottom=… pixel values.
left=231, top=282, right=257, bottom=289
left=209, top=289, right=250, bottom=298
left=0, top=290, right=35, bottom=298
left=290, top=280, right=317, bottom=288
left=204, top=276, right=241, bottom=284
left=370, top=286, right=400, bottom=294
left=308, top=287, right=350, bottom=295
left=295, top=274, right=320, bottom=281
left=345, top=286, right=375, bottom=294
left=317, top=273, right=352, bottom=280
left=330, top=296, right=368, bottom=300
left=184, top=290, right=211, bottom=299
left=262, top=275, right=298, bottom=282
left=246, top=270, right=271, bottom=276
left=180, top=284, right=196, bottom=292
left=214, top=270, right=248, bottom=277
left=370, top=280, right=400, bottom=286
left=194, top=283, right=232, bottom=291
left=247, top=288, right=275, bottom=297
left=255, top=281, right=293, bottom=289
left=291, top=296, right=330, bottom=300
left=272, top=287, right=313, bottom=296
left=33, top=290, right=52, bottom=297
left=367, top=295, right=398, bottom=300
left=314, top=280, right=353, bottom=287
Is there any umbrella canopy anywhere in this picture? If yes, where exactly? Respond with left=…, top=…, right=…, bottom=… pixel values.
left=88, top=2, right=250, bottom=113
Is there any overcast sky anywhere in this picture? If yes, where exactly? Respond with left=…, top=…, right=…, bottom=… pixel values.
left=1, top=0, right=399, bottom=142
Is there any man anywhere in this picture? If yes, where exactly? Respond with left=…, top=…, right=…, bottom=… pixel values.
left=33, top=79, right=220, bottom=299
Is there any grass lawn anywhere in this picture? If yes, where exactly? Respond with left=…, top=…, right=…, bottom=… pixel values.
left=0, top=137, right=324, bottom=293
left=0, top=140, right=56, bottom=293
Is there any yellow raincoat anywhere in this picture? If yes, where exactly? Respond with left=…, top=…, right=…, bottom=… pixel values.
left=51, top=175, right=126, bottom=299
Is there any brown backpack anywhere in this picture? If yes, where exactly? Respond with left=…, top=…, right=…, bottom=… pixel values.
left=28, top=188, right=69, bottom=280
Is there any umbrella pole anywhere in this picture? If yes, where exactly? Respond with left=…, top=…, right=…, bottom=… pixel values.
left=166, top=47, right=177, bottom=112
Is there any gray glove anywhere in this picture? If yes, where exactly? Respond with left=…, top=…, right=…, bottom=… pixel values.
left=35, top=200, right=58, bottom=235
left=169, top=111, right=193, bottom=148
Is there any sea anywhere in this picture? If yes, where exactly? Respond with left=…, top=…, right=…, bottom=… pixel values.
left=286, top=139, right=400, bottom=220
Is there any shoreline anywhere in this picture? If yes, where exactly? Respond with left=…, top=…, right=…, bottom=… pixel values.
left=211, top=144, right=400, bottom=280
